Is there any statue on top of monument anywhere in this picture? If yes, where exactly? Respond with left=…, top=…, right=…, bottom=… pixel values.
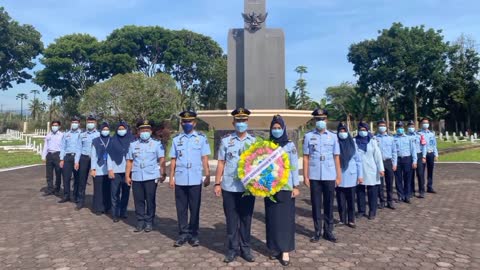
left=242, top=12, right=268, bottom=32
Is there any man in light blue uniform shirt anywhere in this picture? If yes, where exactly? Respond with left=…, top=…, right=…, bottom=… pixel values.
left=58, top=116, right=82, bottom=203
left=393, top=121, right=417, bottom=203
left=303, top=109, right=341, bottom=243
left=42, top=120, right=63, bottom=196
left=126, top=119, right=166, bottom=233
left=169, top=110, right=211, bottom=247
left=375, top=119, right=398, bottom=209
left=407, top=120, right=427, bottom=198
left=418, top=117, right=439, bottom=194
left=214, top=108, right=256, bottom=264
left=75, top=114, right=99, bottom=210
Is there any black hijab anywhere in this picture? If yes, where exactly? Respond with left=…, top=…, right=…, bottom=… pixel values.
left=355, top=121, right=372, bottom=152
left=269, top=115, right=289, bottom=147
left=93, top=121, right=111, bottom=167
left=337, top=123, right=356, bottom=171
left=107, top=120, right=135, bottom=165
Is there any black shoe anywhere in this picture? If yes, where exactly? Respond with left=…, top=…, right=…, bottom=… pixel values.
left=241, top=253, right=255, bottom=262
left=323, top=232, right=337, bottom=243
left=269, top=253, right=280, bottom=260
left=174, top=238, right=187, bottom=247
left=121, top=214, right=128, bottom=219
left=113, top=218, right=120, bottom=223
left=356, top=212, right=365, bottom=219
left=404, top=198, right=411, bottom=204
left=133, top=224, right=144, bottom=233
left=279, top=256, right=290, bottom=266
left=189, top=238, right=200, bottom=247
left=427, top=189, right=437, bottom=194
left=75, top=206, right=82, bottom=211
left=418, top=193, right=425, bottom=198
left=335, top=221, right=345, bottom=227
left=43, top=190, right=54, bottom=196
left=378, top=202, right=385, bottom=209
left=54, top=190, right=61, bottom=196
left=347, top=222, right=356, bottom=228
left=368, top=215, right=376, bottom=220
left=387, top=203, right=396, bottom=210
left=310, top=235, right=321, bottom=243
left=144, top=224, right=152, bottom=233
left=58, top=198, right=70, bottom=203
left=223, top=253, right=236, bottom=263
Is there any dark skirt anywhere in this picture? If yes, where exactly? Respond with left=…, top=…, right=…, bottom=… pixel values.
left=264, top=190, right=296, bottom=253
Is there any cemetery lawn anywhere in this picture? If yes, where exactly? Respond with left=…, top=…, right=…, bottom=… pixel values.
left=0, top=150, right=42, bottom=169
left=440, top=148, right=480, bottom=162
left=437, top=140, right=469, bottom=150
left=0, top=140, right=25, bottom=146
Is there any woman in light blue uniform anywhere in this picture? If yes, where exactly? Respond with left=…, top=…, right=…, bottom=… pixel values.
left=90, top=122, right=112, bottom=215
left=335, top=123, right=363, bottom=228
left=355, top=122, right=384, bottom=220
left=107, top=120, right=134, bottom=222
left=265, top=115, right=300, bottom=267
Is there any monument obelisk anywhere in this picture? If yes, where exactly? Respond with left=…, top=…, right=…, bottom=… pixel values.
left=227, top=0, right=285, bottom=109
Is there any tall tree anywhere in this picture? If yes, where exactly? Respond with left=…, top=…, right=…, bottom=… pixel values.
left=0, top=7, right=43, bottom=90
left=440, top=35, right=480, bottom=131
left=293, top=65, right=310, bottom=109
left=16, top=93, right=28, bottom=120
left=30, top=89, right=40, bottom=100
left=198, top=56, right=227, bottom=109
left=34, top=34, right=104, bottom=99
left=348, top=23, right=448, bottom=128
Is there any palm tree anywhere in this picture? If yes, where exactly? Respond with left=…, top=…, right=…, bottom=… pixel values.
left=48, top=97, right=61, bottom=121
left=29, top=98, right=47, bottom=120
left=16, top=93, right=28, bottom=120
left=30, top=89, right=40, bottom=100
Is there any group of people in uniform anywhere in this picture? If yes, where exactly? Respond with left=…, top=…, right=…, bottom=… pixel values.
left=41, top=107, right=439, bottom=267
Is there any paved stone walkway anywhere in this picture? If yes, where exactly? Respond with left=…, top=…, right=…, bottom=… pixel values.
left=0, top=163, right=478, bottom=269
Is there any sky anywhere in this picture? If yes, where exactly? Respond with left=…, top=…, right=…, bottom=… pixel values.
left=1, top=0, right=479, bottom=111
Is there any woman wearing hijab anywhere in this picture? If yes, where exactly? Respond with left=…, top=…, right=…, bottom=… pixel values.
left=336, top=123, right=363, bottom=228
left=107, top=120, right=135, bottom=222
left=90, top=122, right=112, bottom=215
left=355, top=122, right=384, bottom=220
left=265, top=115, right=300, bottom=266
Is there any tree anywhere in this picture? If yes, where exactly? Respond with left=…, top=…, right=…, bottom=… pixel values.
left=0, top=7, right=43, bottom=90
left=34, top=34, right=104, bottom=99
left=293, top=66, right=310, bottom=109
left=48, top=97, right=61, bottom=122
left=440, top=35, right=480, bottom=131
left=286, top=89, right=301, bottom=109
left=16, top=93, right=28, bottom=120
left=79, top=73, right=180, bottom=125
left=164, top=30, right=223, bottom=109
left=348, top=23, right=448, bottom=128
left=198, top=56, right=227, bottom=109
left=29, top=98, right=46, bottom=120
left=30, top=89, right=40, bottom=100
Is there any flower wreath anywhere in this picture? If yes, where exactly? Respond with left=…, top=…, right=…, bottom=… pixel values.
left=237, top=138, right=291, bottom=201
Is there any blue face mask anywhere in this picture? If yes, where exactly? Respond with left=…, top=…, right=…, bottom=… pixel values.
left=182, top=122, right=194, bottom=133
left=235, top=122, right=248, bottom=133
left=140, top=132, right=151, bottom=141
left=408, top=127, right=415, bottom=134
left=397, top=128, right=405, bottom=134
left=359, top=130, right=368, bottom=137
left=51, top=126, right=59, bottom=132
left=422, top=123, right=429, bottom=129
left=378, top=126, right=387, bottom=133
left=71, top=123, right=79, bottom=130
left=316, top=120, right=326, bottom=130
left=117, top=130, right=127, bottom=137
left=86, top=123, right=96, bottom=130
left=101, top=130, right=110, bottom=137
left=338, top=132, right=348, bottom=139
left=271, top=129, right=284, bottom=139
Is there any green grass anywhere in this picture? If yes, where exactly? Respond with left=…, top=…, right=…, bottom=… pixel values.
left=0, top=140, right=25, bottom=146
left=0, top=149, right=42, bottom=169
left=437, top=140, right=469, bottom=150
left=440, top=148, right=480, bottom=162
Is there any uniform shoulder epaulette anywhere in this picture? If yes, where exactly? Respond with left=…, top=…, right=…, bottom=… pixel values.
left=221, top=133, right=232, bottom=139
left=197, top=131, right=207, bottom=137
left=173, top=133, right=182, bottom=139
